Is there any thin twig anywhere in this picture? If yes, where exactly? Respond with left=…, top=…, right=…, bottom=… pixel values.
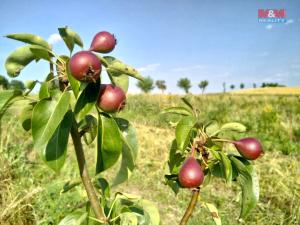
left=180, top=187, right=200, bottom=225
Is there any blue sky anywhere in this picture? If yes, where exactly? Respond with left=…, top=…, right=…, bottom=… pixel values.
left=0, top=0, right=299, bottom=93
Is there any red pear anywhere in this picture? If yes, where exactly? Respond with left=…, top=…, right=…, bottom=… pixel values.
left=69, top=51, right=101, bottom=82
left=178, top=157, right=204, bottom=188
left=233, top=137, right=263, bottom=160
left=90, top=31, right=117, bottom=53
left=97, top=84, right=126, bottom=113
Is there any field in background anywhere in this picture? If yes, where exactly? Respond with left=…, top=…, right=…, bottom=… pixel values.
left=0, top=94, right=300, bottom=224
left=232, top=86, right=300, bottom=95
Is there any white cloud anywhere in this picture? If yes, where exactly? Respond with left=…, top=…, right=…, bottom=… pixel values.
left=47, top=33, right=62, bottom=45
left=137, top=63, right=160, bottom=72
left=265, top=24, right=273, bottom=30
left=285, top=19, right=294, bottom=25
left=172, top=64, right=205, bottom=72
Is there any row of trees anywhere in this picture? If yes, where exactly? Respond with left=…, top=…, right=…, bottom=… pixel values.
left=137, top=76, right=285, bottom=94
left=137, top=77, right=209, bottom=94
left=0, top=75, right=25, bottom=90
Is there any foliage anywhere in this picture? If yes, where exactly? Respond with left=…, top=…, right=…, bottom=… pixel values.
left=198, top=80, right=209, bottom=94
left=230, top=84, right=235, bottom=90
left=155, top=80, right=167, bottom=93
left=0, top=75, right=9, bottom=89
left=240, top=83, right=245, bottom=89
left=261, top=82, right=285, bottom=88
left=1, top=27, right=159, bottom=224
left=162, top=96, right=261, bottom=224
left=177, top=78, right=191, bottom=93
left=136, top=76, right=154, bottom=93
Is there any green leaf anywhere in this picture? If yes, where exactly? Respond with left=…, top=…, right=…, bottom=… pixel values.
left=96, top=114, right=122, bottom=173
left=96, top=177, right=110, bottom=208
left=58, top=211, right=87, bottom=225
left=74, top=80, right=100, bottom=121
left=58, top=26, right=83, bottom=52
left=42, top=110, right=72, bottom=172
left=113, top=118, right=138, bottom=186
left=64, top=57, right=80, bottom=98
left=120, top=212, right=138, bottom=225
left=181, top=95, right=194, bottom=111
left=230, top=156, right=259, bottom=218
left=6, top=33, right=51, bottom=49
left=137, top=199, right=160, bottom=225
left=218, top=152, right=232, bottom=184
left=161, top=107, right=193, bottom=116
left=25, top=80, right=38, bottom=90
left=202, top=202, right=222, bottom=225
left=175, top=116, right=197, bottom=151
left=106, top=58, right=144, bottom=81
left=19, top=102, right=36, bottom=131
left=29, top=45, right=54, bottom=62
left=205, top=121, right=220, bottom=137
left=168, top=139, right=185, bottom=174
left=108, top=71, right=129, bottom=93
left=0, top=90, right=23, bottom=120
left=102, top=56, right=129, bottom=92
left=39, top=82, right=51, bottom=100
left=32, top=91, right=71, bottom=154
left=220, top=122, right=247, bottom=133
left=5, top=45, right=37, bottom=77
left=164, top=174, right=180, bottom=194
left=78, top=114, right=98, bottom=145
left=0, top=89, right=23, bottom=113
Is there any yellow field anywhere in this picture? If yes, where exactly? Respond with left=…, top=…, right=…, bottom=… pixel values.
left=232, top=87, right=300, bottom=95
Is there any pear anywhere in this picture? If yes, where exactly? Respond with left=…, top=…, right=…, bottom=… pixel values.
left=178, top=157, right=204, bottom=188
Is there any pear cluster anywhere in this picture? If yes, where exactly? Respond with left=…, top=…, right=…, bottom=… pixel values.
left=68, top=31, right=125, bottom=113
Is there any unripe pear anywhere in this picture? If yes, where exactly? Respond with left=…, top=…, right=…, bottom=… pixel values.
left=178, top=157, right=204, bottom=188
left=233, top=137, right=263, bottom=160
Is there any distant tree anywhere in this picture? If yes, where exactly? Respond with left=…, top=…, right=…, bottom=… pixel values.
left=198, top=80, right=209, bottom=94
left=155, top=80, right=167, bottom=93
left=177, top=77, right=192, bottom=93
left=0, top=75, right=9, bottom=90
left=240, top=83, right=245, bottom=89
left=8, top=79, right=25, bottom=91
left=136, top=76, right=154, bottom=93
left=223, top=82, right=226, bottom=93
left=261, top=82, right=285, bottom=88
left=253, top=83, right=257, bottom=88
left=230, top=84, right=235, bottom=90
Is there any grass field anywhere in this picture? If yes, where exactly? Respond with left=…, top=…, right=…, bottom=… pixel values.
left=0, top=93, right=300, bottom=224
left=232, top=87, right=300, bottom=95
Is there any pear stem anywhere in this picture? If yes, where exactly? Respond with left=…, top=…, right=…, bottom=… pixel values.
left=180, top=187, right=200, bottom=225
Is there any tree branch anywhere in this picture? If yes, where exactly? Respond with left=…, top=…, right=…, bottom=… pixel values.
left=180, top=187, right=200, bottom=225
left=70, top=115, right=106, bottom=222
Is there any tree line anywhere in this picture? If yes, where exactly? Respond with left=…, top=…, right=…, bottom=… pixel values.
left=136, top=76, right=285, bottom=93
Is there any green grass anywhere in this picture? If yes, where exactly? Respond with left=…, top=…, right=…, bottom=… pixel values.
left=0, top=94, right=300, bottom=224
